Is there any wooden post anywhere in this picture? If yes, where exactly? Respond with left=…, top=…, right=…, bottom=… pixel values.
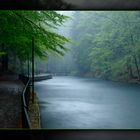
left=32, top=36, right=34, bottom=103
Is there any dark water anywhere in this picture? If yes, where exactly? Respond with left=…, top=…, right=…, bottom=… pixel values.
left=35, top=76, right=140, bottom=129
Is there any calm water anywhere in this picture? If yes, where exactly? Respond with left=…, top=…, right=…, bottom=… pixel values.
left=35, top=76, right=140, bottom=129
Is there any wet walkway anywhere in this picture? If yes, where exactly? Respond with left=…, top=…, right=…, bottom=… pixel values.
left=0, top=74, right=24, bottom=128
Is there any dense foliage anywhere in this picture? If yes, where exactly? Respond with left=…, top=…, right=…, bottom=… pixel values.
left=70, top=11, right=140, bottom=82
left=0, top=11, right=69, bottom=73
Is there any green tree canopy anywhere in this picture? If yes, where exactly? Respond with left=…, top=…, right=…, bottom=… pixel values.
left=0, top=11, right=69, bottom=61
left=70, top=11, right=140, bottom=82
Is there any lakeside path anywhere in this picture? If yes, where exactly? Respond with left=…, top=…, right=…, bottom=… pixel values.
left=0, top=74, right=24, bottom=128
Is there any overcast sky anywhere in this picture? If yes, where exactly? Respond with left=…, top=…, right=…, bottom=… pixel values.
left=63, top=0, right=140, bottom=9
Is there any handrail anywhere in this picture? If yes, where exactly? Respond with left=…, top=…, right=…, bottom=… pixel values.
left=23, top=107, right=32, bottom=128
left=20, top=75, right=32, bottom=128
left=22, top=79, right=30, bottom=108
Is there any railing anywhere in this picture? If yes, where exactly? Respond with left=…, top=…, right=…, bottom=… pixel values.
left=19, top=74, right=32, bottom=128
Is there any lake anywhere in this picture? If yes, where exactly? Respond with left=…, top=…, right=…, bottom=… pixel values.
left=35, top=76, right=140, bottom=129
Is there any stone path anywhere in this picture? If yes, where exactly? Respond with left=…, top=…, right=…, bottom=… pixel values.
left=0, top=74, right=24, bottom=128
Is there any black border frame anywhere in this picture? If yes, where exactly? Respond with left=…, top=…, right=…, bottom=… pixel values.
left=1, top=0, right=140, bottom=139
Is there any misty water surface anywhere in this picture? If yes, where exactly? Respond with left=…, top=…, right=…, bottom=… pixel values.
left=35, top=76, right=140, bottom=129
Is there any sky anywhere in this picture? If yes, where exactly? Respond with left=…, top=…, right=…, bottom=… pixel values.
left=63, top=0, right=140, bottom=9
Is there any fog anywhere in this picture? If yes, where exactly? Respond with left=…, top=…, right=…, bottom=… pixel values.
left=34, top=10, right=140, bottom=130
left=46, top=11, right=140, bottom=81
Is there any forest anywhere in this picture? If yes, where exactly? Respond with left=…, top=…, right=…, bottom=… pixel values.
left=0, top=11, right=69, bottom=74
left=0, top=11, right=140, bottom=83
left=47, top=11, right=140, bottom=83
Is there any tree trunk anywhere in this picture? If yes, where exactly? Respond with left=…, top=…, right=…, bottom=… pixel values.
left=1, top=44, right=8, bottom=72
left=20, top=60, right=24, bottom=74
left=2, top=54, right=8, bottom=72
left=133, top=55, right=140, bottom=80
left=127, top=63, right=134, bottom=79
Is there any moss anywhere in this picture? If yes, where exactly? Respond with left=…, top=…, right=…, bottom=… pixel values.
left=28, top=92, right=41, bottom=128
